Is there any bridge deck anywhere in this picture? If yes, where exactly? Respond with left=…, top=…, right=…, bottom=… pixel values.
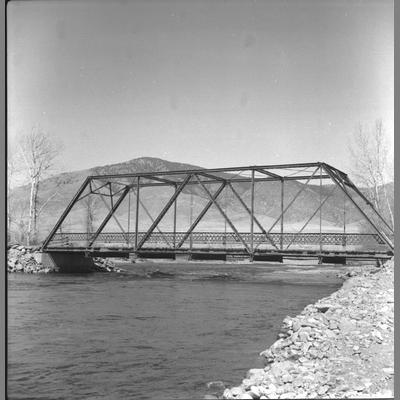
left=44, top=231, right=393, bottom=261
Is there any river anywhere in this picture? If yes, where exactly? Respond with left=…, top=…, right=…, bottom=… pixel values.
left=8, top=261, right=345, bottom=399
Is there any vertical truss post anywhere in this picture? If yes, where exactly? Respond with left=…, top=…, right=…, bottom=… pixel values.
left=173, top=184, right=177, bottom=249
left=319, top=166, right=322, bottom=253
left=127, top=189, right=131, bottom=246
left=343, top=192, right=346, bottom=248
left=227, top=183, right=278, bottom=250
left=190, top=192, right=193, bottom=252
left=250, top=169, right=255, bottom=258
left=280, top=179, right=284, bottom=250
left=224, top=189, right=227, bottom=247
left=135, top=177, right=140, bottom=250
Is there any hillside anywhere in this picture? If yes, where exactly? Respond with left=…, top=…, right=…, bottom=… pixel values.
left=8, top=157, right=392, bottom=243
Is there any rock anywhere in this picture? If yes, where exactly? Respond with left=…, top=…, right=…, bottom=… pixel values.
left=223, top=389, right=234, bottom=399
left=317, top=385, right=329, bottom=395
left=242, top=379, right=253, bottom=390
left=292, top=320, right=301, bottom=332
left=282, top=374, right=293, bottom=383
left=374, top=389, right=393, bottom=398
left=279, top=392, right=296, bottom=399
left=329, top=321, right=338, bottom=330
left=33, top=253, right=42, bottom=264
left=249, top=386, right=262, bottom=398
left=267, top=383, right=277, bottom=393
left=298, top=330, right=309, bottom=342
left=372, top=330, right=383, bottom=343
left=316, top=305, right=331, bottom=313
left=239, top=394, right=254, bottom=400
left=246, top=369, right=265, bottom=383
left=260, top=349, right=274, bottom=364
left=353, top=384, right=365, bottom=392
left=382, top=367, right=394, bottom=375
left=231, top=387, right=244, bottom=397
left=339, top=318, right=357, bottom=333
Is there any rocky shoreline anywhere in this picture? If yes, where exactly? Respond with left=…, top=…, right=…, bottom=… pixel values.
left=219, top=259, right=394, bottom=399
left=7, top=245, right=124, bottom=273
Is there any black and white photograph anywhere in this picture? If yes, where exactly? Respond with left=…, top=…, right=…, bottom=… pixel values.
left=6, top=0, right=394, bottom=399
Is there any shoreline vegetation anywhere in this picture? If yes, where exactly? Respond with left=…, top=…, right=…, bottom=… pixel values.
left=219, top=259, right=394, bottom=400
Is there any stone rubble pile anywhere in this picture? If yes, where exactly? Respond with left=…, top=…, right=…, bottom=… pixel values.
left=92, top=258, right=124, bottom=273
left=7, top=244, right=124, bottom=274
left=222, top=260, right=394, bottom=399
left=7, top=244, right=56, bottom=273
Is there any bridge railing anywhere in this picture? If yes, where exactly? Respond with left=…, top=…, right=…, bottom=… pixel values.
left=46, top=231, right=391, bottom=252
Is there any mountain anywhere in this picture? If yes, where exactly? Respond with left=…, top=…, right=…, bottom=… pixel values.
left=8, top=157, right=392, bottom=244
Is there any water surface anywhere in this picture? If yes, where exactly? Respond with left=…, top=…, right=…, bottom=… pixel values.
left=8, top=262, right=344, bottom=399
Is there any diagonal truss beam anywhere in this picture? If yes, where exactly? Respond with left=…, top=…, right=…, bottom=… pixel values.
left=98, top=193, right=129, bottom=243
left=136, top=174, right=193, bottom=250
left=176, top=181, right=227, bottom=249
left=322, top=164, right=393, bottom=250
left=130, top=187, right=172, bottom=248
left=227, top=182, right=279, bottom=250
left=285, top=185, right=337, bottom=250
left=42, top=177, right=91, bottom=249
left=194, top=175, right=252, bottom=255
left=88, top=185, right=131, bottom=247
left=342, top=174, right=393, bottom=234
left=265, top=166, right=320, bottom=235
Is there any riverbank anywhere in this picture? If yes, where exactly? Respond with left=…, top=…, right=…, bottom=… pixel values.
left=7, top=245, right=124, bottom=273
left=221, top=259, right=394, bottom=399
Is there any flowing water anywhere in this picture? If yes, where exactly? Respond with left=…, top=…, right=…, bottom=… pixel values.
left=8, top=261, right=345, bottom=399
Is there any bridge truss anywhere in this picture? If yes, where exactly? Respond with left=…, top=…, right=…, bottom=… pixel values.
left=42, top=162, right=393, bottom=263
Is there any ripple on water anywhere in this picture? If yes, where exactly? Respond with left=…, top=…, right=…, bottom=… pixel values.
left=8, top=262, right=343, bottom=399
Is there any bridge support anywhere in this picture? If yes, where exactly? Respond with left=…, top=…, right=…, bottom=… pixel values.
left=42, top=251, right=96, bottom=273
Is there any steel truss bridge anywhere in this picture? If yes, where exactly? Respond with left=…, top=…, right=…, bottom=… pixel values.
left=42, top=162, right=394, bottom=266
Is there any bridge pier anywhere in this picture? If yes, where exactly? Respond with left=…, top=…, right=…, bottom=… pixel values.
left=42, top=251, right=96, bottom=273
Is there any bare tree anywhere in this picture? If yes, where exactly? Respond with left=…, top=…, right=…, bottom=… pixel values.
left=7, top=155, right=17, bottom=242
left=14, top=127, right=63, bottom=245
left=349, top=119, right=394, bottom=228
left=84, top=195, right=98, bottom=234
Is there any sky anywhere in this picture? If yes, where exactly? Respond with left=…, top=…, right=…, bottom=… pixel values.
left=7, top=0, right=394, bottom=174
